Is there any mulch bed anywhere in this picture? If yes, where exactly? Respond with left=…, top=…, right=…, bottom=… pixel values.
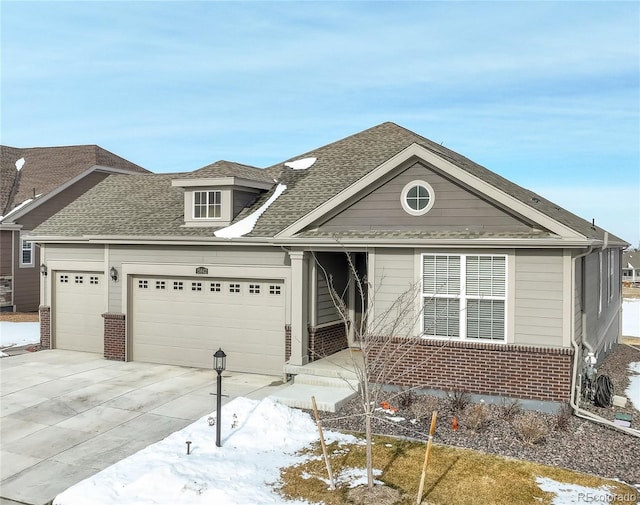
left=312, top=344, right=640, bottom=489
left=0, top=312, right=39, bottom=322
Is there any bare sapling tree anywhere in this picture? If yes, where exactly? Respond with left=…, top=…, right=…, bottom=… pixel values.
left=314, top=251, right=452, bottom=490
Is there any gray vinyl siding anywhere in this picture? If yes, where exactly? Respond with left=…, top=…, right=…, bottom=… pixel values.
left=582, top=248, right=622, bottom=358
left=319, top=162, right=533, bottom=233
left=574, top=258, right=583, bottom=344
left=513, top=249, right=564, bottom=346
left=108, top=244, right=289, bottom=312
left=314, top=252, right=349, bottom=325
left=233, top=190, right=259, bottom=219
left=372, top=248, right=417, bottom=335
left=45, top=244, right=105, bottom=262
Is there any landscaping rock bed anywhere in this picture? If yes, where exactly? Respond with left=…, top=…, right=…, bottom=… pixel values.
left=312, top=343, right=640, bottom=489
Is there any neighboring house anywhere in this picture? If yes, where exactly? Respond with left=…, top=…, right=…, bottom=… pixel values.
left=622, top=251, right=640, bottom=286
left=29, top=123, right=628, bottom=408
left=0, top=145, right=150, bottom=312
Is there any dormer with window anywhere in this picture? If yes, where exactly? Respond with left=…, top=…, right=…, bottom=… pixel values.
left=171, top=177, right=273, bottom=227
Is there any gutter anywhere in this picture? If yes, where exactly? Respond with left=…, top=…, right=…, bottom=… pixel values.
left=569, top=246, right=639, bottom=438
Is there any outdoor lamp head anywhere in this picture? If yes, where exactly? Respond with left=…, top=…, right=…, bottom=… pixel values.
left=213, top=348, right=226, bottom=373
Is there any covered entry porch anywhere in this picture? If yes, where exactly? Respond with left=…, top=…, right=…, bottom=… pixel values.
left=287, top=250, right=368, bottom=367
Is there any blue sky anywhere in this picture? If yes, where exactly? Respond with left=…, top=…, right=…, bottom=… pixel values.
left=2, top=1, right=638, bottom=245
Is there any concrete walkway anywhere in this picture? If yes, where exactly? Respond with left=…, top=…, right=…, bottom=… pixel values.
left=0, top=350, right=286, bottom=505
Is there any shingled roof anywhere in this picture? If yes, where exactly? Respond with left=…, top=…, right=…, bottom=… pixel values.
left=1, top=144, right=149, bottom=217
left=30, top=122, right=626, bottom=244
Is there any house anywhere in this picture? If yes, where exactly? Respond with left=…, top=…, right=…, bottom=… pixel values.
left=28, top=122, right=628, bottom=409
left=0, top=145, right=149, bottom=312
left=622, top=251, right=639, bottom=286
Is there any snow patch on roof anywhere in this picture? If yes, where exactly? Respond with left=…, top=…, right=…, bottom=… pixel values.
left=214, top=184, right=287, bottom=238
left=15, top=158, right=25, bottom=171
left=284, top=157, right=316, bottom=170
left=0, top=198, right=34, bottom=222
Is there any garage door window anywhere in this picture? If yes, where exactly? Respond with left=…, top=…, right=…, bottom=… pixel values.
left=229, top=283, right=240, bottom=293
left=156, top=281, right=166, bottom=290
left=75, top=276, right=83, bottom=284
left=192, top=282, right=203, bottom=291
left=249, top=284, right=261, bottom=294
left=60, top=275, right=69, bottom=283
left=90, top=276, right=99, bottom=285
left=174, top=281, right=184, bottom=290
left=269, top=285, right=281, bottom=295
left=138, top=280, right=148, bottom=289
left=210, top=282, right=221, bottom=292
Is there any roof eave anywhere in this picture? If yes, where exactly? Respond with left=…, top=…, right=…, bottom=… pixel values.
left=275, top=143, right=588, bottom=241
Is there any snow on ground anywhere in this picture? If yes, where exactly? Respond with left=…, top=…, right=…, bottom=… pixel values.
left=623, top=298, right=639, bottom=338
left=0, top=322, right=40, bottom=355
left=54, top=397, right=358, bottom=505
left=536, top=477, right=616, bottom=504
left=626, top=362, right=640, bottom=411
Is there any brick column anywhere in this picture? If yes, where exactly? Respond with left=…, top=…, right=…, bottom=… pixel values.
left=285, top=325, right=291, bottom=361
left=39, top=306, right=51, bottom=349
left=103, top=313, right=126, bottom=361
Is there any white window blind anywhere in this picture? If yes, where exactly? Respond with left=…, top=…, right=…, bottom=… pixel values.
left=422, top=254, right=507, bottom=341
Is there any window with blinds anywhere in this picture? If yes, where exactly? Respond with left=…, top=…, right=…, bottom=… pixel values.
left=422, top=254, right=506, bottom=341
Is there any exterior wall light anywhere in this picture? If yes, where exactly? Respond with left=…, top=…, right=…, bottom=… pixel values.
left=40, top=264, right=48, bottom=276
left=110, top=266, right=118, bottom=282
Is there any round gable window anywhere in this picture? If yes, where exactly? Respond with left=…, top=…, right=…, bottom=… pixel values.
left=401, top=180, right=435, bottom=216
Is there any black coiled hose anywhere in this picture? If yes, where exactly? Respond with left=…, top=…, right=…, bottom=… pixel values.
left=593, top=375, right=614, bottom=408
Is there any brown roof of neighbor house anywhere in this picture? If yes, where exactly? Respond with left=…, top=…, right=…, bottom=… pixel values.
left=0, top=144, right=149, bottom=216
left=30, top=122, right=628, bottom=245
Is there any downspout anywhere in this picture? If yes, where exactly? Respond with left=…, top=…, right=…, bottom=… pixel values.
left=569, top=245, right=639, bottom=437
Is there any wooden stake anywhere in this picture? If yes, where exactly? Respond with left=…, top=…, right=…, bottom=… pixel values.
left=311, top=396, right=335, bottom=490
left=416, top=411, right=438, bottom=504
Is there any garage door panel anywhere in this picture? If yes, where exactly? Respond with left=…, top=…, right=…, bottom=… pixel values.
left=54, top=272, right=104, bottom=353
left=131, top=277, right=285, bottom=375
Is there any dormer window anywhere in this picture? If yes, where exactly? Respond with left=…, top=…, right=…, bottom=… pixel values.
left=172, top=175, right=274, bottom=228
left=194, top=190, right=221, bottom=219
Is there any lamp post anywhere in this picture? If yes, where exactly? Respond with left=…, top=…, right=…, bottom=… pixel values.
left=213, top=348, right=226, bottom=447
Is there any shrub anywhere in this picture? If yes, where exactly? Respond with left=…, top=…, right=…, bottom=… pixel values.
left=410, top=395, right=439, bottom=421
left=499, top=398, right=522, bottom=421
left=513, top=412, right=549, bottom=446
left=464, top=402, right=491, bottom=432
left=396, top=388, right=416, bottom=410
left=449, top=390, right=471, bottom=414
left=554, top=403, right=573, bottom=431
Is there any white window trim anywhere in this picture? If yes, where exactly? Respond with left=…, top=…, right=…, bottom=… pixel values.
left=20, top=239, right=34, bottom=267
left=421, top=253, right=508, bottom=342
left=193, top=190, right=222, bottom=220
left=400, top=180, right=435, bottom=216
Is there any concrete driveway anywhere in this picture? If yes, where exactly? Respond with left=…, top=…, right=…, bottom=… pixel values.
left=0, top=350, right=286, bottom=505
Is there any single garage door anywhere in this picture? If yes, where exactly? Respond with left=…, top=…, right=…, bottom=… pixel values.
left=54, top=271, right=105, bottom=353
left=131, top=276, right=286, bottom=375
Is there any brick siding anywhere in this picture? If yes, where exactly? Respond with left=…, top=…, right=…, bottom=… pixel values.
left=309, top=322, right=348, bottom=361
left=369, top=337, right=574, bottom=403
left=103, top=312, right=126, bottom=361
left=39, top=305, right=50, bottom=349
left=285, top=324, right=291, bottom=361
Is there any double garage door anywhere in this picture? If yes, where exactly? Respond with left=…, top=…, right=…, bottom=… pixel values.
left=131, top=276, right=286, bottom=375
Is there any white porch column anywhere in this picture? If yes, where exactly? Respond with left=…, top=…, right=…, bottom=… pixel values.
left=347, top=253, right=356, bottom=346
left=289, top=250, right=309, bottom=365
